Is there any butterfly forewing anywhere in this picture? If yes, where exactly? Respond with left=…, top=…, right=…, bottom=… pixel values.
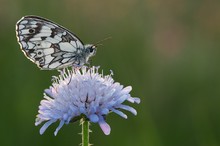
left=16, top=16, right=85, bottom=70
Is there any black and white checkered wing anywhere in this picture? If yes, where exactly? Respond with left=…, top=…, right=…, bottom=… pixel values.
left=16, top=16, right=85, bottom=70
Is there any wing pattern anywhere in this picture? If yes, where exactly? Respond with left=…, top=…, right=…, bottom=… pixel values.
left=16, top=16, right=85, bottom=70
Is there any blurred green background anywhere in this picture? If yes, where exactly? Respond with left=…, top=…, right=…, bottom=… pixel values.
left=0, top=0, right=220, bottom=145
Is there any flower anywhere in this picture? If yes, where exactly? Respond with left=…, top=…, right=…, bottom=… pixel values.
left=35, top=66, right=140, bottom=136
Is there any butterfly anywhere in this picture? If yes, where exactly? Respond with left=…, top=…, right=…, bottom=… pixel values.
left=16, top=15, right=97, bottom=70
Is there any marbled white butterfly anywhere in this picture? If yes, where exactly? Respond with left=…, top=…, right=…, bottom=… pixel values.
left=16, top=15, right=97, bottom=70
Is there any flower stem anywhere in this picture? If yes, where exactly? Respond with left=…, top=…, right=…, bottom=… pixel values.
left=81, top=118, right=90, bottom=146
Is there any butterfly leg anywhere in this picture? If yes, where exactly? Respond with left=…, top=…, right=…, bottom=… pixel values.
left=67, top=66, right=81, bottom=85
left=67, top=71, right=73, bottom=85
left=87, top=59, right=93, bottom=68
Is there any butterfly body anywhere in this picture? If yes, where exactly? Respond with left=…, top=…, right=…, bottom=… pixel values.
left=16, top=16, right=96, bottom=70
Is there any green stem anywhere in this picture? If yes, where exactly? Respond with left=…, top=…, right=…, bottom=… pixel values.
left=81, top=118, right=90, bottom=146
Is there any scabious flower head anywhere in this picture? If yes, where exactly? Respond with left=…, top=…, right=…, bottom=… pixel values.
left=35, top=66, right=140, bottom=136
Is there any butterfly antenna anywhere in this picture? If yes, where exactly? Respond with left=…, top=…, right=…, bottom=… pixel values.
left=93, top=36, right=112, bottom=48
left=95, top=43, right=104, bottom=47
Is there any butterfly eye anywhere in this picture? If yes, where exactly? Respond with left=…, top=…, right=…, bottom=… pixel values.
left=89, top=47, right=94, bottom=53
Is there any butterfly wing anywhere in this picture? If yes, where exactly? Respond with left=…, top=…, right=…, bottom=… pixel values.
left=16, top=15, right=85, bottom=70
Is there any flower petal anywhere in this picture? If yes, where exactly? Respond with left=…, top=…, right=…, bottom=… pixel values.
left=89, top=114, right=99, bottom=123
left=118, top=105, right=137, bottom=115
left=111, top=109, right=127, bottom=119
left=121, top=86, right=132, bottom=95
left=98, top=118, right=111, bottom=135
left=127, top=97, right=141, bottom=104
left=54, top=120, right=65, bottom=136
left=116, top=95, right=128, bottom=104
left=39, top=120, right=56, bottom=135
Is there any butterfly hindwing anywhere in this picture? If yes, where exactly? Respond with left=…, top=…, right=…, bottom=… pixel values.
left=16, top=16, right=85, bottom=70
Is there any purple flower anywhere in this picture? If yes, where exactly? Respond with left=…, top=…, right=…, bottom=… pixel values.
left=35, top=66, right=140, bottom=136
